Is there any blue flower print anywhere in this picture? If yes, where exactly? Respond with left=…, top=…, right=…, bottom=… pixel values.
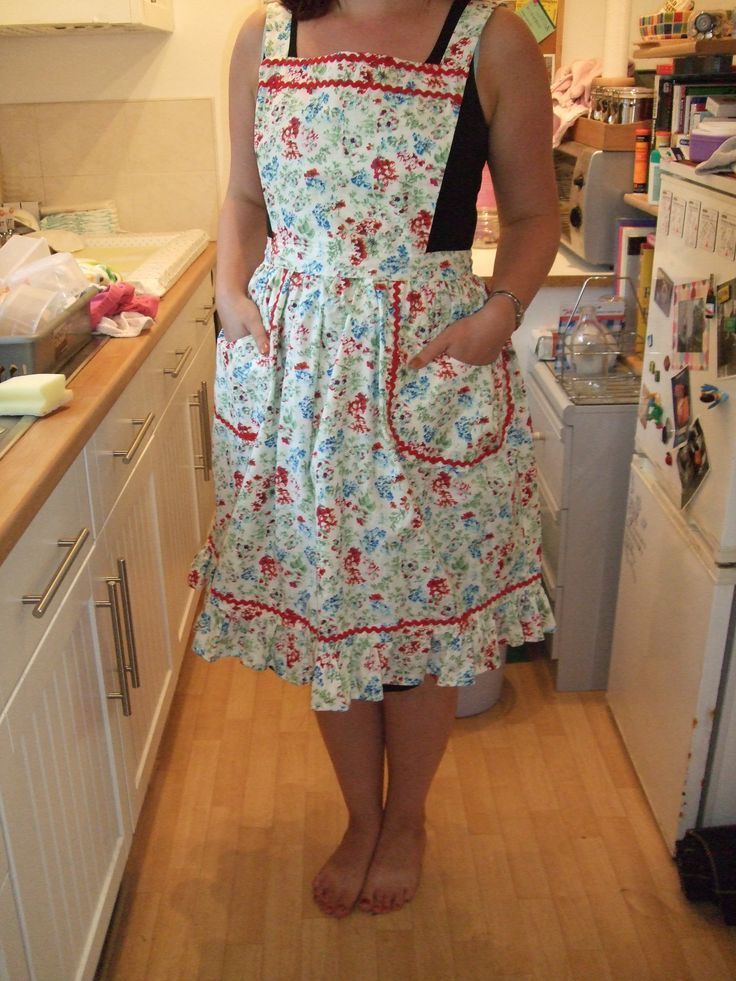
left=363, top=528, right=386, bottom=553
left=313, top=204, right=331, bottom=230
left=298, top=395, right=314, bottom=420
left=351, top=170, right=371, bottom=190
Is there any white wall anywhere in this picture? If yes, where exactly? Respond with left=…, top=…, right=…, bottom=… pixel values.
left=561, top=0, right=653, bottom=68
left=0, top=0, right=261, bottom=196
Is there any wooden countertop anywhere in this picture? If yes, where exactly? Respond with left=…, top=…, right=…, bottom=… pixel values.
left=0, top=244, right=217, bottom=565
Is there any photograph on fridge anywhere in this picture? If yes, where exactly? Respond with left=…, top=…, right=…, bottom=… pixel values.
left=716, top=276, right=736, bottom=378
left=672, top=366, right=692, bottom=447
left=674, top=280, right=709, bottom=370
left=676, top=418, right=710, bottom=508
left=654, top=267, right=674, bottom=316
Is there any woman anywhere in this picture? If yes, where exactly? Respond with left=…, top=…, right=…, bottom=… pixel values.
left=190, top=0, right=559, bottom=918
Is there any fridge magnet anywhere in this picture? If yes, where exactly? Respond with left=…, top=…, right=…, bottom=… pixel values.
left=700, top=383, right=729, bottom=409
left=716, top=276, right=736, bottom=379
left=669, top=196, right=686, bottom=239
left=715, top=212, right=736, bottom=261
left=654, top=268, right=674, bottom=316
left=676, top=419, right=710, bottom=509
left=684, top=199, right=701, bottom=250
left=697, top=207, right=719, bottom=253
left=671, top=366, right=691, bottom=447
left=673, top=280, right=709, bottom=370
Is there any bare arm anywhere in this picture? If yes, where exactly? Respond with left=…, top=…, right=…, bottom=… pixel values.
left=410, top=5, right=559, bottom=368
left=216, top=9, right=271, bottom=351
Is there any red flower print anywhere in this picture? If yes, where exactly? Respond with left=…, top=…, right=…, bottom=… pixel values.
left=282, top=117, right=301, bottom=159
left=350, top=237, right=367, bottom=267
left=432, top=471, right=457, bottom=507
left=344, top=547, right=366, bottom=585
left=286, top=636, right=300, bottom=668
left=316, top=506, right=337, bottom=531
left=259, top=555, right=279, bottom=581
left=371, top=157, right=397, bottom=190
left=275, top=466, right=293, bottom=505
left=427, top=577, right=450, bottom=600
left=407, top=290, right=425, bottom=316
left=347, top=392, right=368, bottom=433
left=409, top=209, right=432, bottom=240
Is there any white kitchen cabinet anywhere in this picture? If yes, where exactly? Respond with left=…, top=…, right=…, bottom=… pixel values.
left=0, top=259, right=215, bottom=978
left=154, top=322, right=216, bottom=661
left=0, top=828, right=29, bottom=980
left=92, top=440, right=173, bottom=828
left=0, top=562, right=128, bottom=981
left=527, top=362, right=638, bottom=690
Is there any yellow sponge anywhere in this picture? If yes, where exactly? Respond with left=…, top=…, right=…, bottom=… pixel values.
left=0, top=373, right=72, bottom=417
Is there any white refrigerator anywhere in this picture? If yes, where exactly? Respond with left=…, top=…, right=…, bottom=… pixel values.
left=607, top=162, right=736, bottom=854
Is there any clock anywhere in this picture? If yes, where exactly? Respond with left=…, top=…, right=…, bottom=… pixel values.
left=687, top=9, right=732, bottom=39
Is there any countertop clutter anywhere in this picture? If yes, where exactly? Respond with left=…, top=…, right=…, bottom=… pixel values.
left=0, top=244, right=216, bottom=565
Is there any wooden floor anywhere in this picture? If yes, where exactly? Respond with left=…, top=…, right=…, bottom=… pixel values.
left=98, top=649, right=736, bottom=981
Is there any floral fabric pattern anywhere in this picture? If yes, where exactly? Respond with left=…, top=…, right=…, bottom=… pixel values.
left=190, top=0, right=554, bottom=710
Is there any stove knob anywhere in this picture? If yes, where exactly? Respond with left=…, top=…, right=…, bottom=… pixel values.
left=569, top=206, right=583, bottom=229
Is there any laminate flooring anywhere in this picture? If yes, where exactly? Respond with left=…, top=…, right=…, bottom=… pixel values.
left=97, top=648, right=736, bottom=980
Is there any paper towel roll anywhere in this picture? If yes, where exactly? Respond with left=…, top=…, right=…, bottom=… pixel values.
left=602, top=0, right=632, bottom=78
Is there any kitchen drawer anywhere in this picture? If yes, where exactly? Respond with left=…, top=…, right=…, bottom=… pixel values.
left=527, top=371, right=566, bottom=511
left=0, top=454, right=92, bottom=708
left=86, top=362, right=159, bottom=532
left=144, top=285, right=215, bottom=417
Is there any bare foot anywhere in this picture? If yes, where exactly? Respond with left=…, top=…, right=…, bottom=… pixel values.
left=312, top=822, right=381, bottom=918
left=358, top=822, right=426, bottom=914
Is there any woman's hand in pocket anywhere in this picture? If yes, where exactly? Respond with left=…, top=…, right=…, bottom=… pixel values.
left=217, top=290, right=269, bottom=354
left=408, top=304, right=513, bottom=368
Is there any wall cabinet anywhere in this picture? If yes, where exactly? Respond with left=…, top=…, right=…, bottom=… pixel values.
left=0, top=264, right=215, bottom=980
left=527, top=362, right=637, bottom=691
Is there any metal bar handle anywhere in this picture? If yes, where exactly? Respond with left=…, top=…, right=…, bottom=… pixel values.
left=117, top=557, right=141, bottom=689
left=164, top=346, right=192, bottom=378
left=22, top=528, right=90, bottom=619
left=113, top=412, right=155, bottom=465
left=96, top=578, right=132, bottom=717
left=195, top=380, right=212, bottom=481
left=200, top=381, right=213, bottom=480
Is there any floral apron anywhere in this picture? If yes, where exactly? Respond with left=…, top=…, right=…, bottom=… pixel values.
left=190, top=0, right=554, bottom=710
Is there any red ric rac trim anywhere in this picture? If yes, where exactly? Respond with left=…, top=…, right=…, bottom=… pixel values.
left=260, top=75, right=463, bottom=106
left=210, top=573, right=542, bottom=644
left=385, top=282, right=515, bottom=467
left=263, top=52, right=467, bottom=79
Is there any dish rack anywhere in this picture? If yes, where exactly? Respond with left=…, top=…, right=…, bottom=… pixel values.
left=554, top=274, right=644, bottom=405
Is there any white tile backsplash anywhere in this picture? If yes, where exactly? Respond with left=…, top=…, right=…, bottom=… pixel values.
left=0, top=98, right=217, bottom=237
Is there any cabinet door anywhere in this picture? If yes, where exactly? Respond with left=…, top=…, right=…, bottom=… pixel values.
left=93, top=444, right=173, bottom=827
left=0, top=564, right=128, bottom=981
left=153, top=330, right=214, bottom=662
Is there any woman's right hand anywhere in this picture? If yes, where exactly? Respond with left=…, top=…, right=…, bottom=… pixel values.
left=217, top=290, right=269, bottom=355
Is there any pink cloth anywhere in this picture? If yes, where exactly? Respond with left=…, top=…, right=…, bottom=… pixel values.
left=550, top=59, right=602, bottom=147
left=89, top=281, right=159, bottom=328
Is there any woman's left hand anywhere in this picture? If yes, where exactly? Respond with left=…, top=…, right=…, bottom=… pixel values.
left=407, top=303, right=513, bottom=369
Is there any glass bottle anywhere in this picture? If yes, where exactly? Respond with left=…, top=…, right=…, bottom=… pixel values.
left=568, top=305, right=611, bottom=396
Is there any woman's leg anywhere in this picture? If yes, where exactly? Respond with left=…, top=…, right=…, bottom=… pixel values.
left=312, top=699, right=385, bottom=918
left=359, top=676, right=458, bottom=914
